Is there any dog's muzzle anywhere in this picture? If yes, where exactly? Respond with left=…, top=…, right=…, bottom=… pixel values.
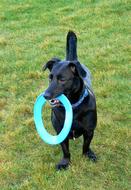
left=49, top=99, right=61, bottom=107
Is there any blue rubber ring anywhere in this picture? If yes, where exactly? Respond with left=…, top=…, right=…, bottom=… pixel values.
left=34, top=93, right=73, bottom=145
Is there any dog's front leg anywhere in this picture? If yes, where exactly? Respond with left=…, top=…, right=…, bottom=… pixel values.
left=83, top=130, right=97, bottom=162
left=56, top=138, right=70, bottom=170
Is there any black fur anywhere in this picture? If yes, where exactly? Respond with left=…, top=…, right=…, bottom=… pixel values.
left=43, top=31, right=97, bottom=170
left=66, top=31, right=77, bottom=61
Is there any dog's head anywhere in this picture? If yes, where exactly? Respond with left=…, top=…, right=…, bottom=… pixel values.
left=43, top=58, right=86, bottom=100
left=42, top=31, right=86, bottom=101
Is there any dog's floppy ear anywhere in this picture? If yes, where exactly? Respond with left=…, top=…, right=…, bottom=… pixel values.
left=68, top=61, right=86, bottom=78
left=42, top=58, right=61, bottom=71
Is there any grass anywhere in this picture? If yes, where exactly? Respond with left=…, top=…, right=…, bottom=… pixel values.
left=0, top=0, right=130, bottom=189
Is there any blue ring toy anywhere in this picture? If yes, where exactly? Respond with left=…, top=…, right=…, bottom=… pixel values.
left=34, top=93, right=73, bottom=145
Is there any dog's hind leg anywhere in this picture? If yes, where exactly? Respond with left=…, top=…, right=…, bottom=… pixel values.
left=56, top=138, right=70, bottom=170
left=82, top=111, right=97, bottom=162
left=83, top=130, right=97, bottom=162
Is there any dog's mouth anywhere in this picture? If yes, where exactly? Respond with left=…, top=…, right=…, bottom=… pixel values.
left=49, top=99, right=61, bottom=107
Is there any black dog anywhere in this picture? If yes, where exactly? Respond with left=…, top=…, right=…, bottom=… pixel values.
left=43, top=31, right=97, bottom=170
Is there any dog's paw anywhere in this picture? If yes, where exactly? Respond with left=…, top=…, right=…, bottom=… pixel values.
left=84, top=149, right=97, bottom=162
left=56, top=158, right=70, bottom=170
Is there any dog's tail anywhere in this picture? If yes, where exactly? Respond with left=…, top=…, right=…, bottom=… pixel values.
left=66, top=31, right=78, bottom=61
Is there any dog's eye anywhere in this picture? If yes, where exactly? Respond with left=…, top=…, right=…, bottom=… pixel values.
left=59, top=79, right=66, bottom=83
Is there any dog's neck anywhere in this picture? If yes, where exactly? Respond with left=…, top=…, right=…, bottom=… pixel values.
left=65, top=77, right=84, bottom=104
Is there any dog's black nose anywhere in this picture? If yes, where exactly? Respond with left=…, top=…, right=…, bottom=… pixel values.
left=44, top=92, right=52, bottom=100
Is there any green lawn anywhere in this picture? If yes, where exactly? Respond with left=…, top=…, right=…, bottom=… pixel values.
left=0, top=0, right=130, bottom=189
